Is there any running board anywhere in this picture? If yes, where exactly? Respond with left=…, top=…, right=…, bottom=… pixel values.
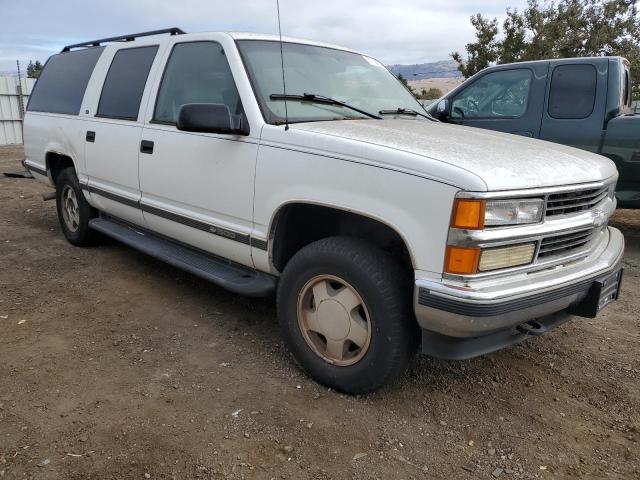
left=89, top=218, right=276, bottom=297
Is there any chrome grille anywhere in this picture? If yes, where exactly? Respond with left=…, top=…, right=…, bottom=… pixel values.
left=545, top=186, right=609, bottom=217
left=538, top=228, right=595, bottom=259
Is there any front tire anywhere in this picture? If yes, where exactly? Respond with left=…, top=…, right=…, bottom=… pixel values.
left=55, top=167, right=98, bottom=246
left=277, top=236, right=418, bottom=394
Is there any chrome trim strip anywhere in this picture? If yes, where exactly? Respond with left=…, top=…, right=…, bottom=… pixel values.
left=448, top=199, right=614, bottom=248
left=455, top=178, right=616, bottom=200
left=421, top=227, right=622, bottom=303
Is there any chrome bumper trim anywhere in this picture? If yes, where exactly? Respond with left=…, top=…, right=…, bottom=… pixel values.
left=414, top=227, right=624, bottom=337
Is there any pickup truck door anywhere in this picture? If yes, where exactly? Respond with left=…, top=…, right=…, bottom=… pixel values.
left=84, top=45, right=161, bottom=226
left=539, top=61, right=608, bottom=153
left=448, top=63, right=548, bottom=138
left=138, top=40, right=257, bottom=268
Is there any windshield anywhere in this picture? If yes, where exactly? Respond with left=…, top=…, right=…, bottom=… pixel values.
left=237, top=40, right=425, bottom=124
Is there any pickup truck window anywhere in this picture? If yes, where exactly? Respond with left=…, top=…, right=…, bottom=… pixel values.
left=27, top=47, right=104, bottom=115
left=237, top=40, right=423, bottom=125
left=451, top=69, right=532, bottom=119
left=97, top=46, right=159, bottom=121
left=548, top=64, right=596, bottom=119
left=153, top=42, right=242, bottom=125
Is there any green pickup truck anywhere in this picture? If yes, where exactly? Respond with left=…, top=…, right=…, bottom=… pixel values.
left=428, top=57, right=639, bottom=208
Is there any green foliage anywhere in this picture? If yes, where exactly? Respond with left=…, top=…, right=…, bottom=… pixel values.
left=26, top=60, right=43, bottom=79
left=417, top=87, right=444, bottom=100
left=451, top=0, right=640, bottom=92
left=397, top=73, right=409, bottom=87
left=451, top=14, right=500, bottom=78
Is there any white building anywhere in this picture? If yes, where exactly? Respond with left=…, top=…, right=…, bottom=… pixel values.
left=0, top=76, right=36, bottom=145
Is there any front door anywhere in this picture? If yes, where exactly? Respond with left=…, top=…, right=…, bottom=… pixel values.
left=449, top=64, right=548, bottom=138
left=139, top=41, right=257, bottom=268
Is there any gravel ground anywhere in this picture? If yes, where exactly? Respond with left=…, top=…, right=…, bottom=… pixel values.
left=1, top=145, right=638, bottom=479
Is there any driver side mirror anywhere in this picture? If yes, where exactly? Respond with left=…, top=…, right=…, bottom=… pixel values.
left=433, top=98, right=451, bottom=120
left=177, top=103, right=249, bottom=136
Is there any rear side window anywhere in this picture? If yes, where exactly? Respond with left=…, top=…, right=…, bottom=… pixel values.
left=548, top=64, right=597, bottom=119
left=153, top=42, right=242, bottom=124
left=97, top=46, right=159, bottom=120
left=27, top=47, right=104, bottom=115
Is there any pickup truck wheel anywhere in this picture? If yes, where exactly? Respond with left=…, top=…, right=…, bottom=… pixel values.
left=55, top=167, right=98, bottom=246
left=277, top=236, right=418, bottom=394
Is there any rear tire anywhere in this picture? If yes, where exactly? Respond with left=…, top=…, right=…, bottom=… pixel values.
left=55, top=167, right=98, bottom=246
left=277, top=236, right=418, bottom=394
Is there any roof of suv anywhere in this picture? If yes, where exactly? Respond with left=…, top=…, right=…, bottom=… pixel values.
left=61, top=28, right=361, bottom=56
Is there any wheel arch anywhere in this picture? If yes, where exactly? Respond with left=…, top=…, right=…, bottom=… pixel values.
left=45, top=150, right=78, bottom=186
left=268, top=201, right=416, bottom=274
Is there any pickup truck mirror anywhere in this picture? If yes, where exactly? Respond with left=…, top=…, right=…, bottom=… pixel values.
left=177, top=103, right=249, bottom=136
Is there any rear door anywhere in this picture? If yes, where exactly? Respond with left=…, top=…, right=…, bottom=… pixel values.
left=539, top=60, right=607, bottom=153
left=84, top=44, right=161, bottom=225
left=449, top=63, right=548, bottom=138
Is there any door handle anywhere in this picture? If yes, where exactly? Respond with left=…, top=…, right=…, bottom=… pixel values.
left=140, top=140, right=154, bottom=154
left=86, top=131, right=96, bottom=142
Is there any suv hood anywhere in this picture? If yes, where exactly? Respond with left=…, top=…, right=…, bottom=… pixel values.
left=289, top=119, right=617, bottom=191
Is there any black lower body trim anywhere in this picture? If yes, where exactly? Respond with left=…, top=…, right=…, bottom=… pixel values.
left=418, top=278, right=594, bottom=318
left=421, top=312, right=572, bottom=360
left=86, top=184, right=139, bottom=209
left=83, top=183, right=267, bottom=250
left=25, top=163, right=47, bottom=177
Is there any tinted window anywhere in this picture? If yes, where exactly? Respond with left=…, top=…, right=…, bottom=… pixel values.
left=97, top=46, right=158, bottom=120
left=548, top=64, right=597, bottom=119
left=27, top=47, right=104, bottom=115
left=154, top=42, right=242, bottom=124
left=451, top=69, right=532, bottom=119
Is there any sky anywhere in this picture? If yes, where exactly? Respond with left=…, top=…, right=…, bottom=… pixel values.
left=0, top=0, right=529, bottom=74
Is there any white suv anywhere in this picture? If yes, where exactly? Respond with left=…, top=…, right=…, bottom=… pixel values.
left=23, top=28, right=624, bottom=393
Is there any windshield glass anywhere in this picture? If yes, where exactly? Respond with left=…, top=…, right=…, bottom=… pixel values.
left=237, top=40, right=425, bottom=124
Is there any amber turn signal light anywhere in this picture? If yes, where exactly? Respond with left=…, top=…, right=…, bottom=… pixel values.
left=445, top=246, right=480, bottom=274
left=452, top=199, right=486, bottom=229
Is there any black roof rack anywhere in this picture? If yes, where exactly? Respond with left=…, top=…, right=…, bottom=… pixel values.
left=61, top=27, right=186, bottom=52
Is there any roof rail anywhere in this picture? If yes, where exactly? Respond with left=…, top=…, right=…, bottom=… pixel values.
left=61, top=27, right=186, bottom=52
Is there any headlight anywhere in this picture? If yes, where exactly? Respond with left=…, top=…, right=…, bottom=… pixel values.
left=452, top=198, right=544, bottom=229
left=484, top=199, right=544, bottom=226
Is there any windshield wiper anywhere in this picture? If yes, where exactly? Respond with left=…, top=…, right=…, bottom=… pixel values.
left=270, top=93, right=382, bottom=120
left=379, top=108, right=435, bottom=121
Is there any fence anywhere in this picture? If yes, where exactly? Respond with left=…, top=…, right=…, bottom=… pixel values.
left=0, top=76, right=35, bottom=145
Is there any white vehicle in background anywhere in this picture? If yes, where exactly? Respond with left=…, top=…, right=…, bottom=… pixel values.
left=23, top=28, right=624, bottom=393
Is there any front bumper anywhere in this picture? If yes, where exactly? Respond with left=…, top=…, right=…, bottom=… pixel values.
left=414, top=226, right=624, bottom=342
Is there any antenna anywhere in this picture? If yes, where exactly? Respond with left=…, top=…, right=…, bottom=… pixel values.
left=276, top=0, right=289, bottom=130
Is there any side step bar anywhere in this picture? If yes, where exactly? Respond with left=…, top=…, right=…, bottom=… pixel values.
left=89, top=218, right=276, bottom=297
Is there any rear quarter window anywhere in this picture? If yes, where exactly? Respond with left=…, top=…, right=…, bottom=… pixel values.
left=548, top=64, right=597, bottom=119
left=27, top=47, right=104, bottom=115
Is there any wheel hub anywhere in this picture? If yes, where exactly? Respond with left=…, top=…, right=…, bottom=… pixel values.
left=60, top=185, right=80, bottom=232
left=316, top=299, right=350, bottom=340
left=297, top=274, right=372, bottom=366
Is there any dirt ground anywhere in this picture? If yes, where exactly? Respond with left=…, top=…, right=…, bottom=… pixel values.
left=0, top=145, right=638, bottom=480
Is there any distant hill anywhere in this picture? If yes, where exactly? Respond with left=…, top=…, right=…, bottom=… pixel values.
left=387, top=60, right=462, bottom=80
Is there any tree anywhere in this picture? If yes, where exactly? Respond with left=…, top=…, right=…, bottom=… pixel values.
left=396, top=73, right=416, bottom=95
left=417, top=87, right=443, bottom=100
left=451, top=14, right=500, bottom=78
left=451, top=0, right=640, bottom=92
left=27, top=60, right=43, bottom=79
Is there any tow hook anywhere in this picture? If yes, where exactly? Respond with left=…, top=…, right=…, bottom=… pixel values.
left=516, top=320, right=546, bottom=336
